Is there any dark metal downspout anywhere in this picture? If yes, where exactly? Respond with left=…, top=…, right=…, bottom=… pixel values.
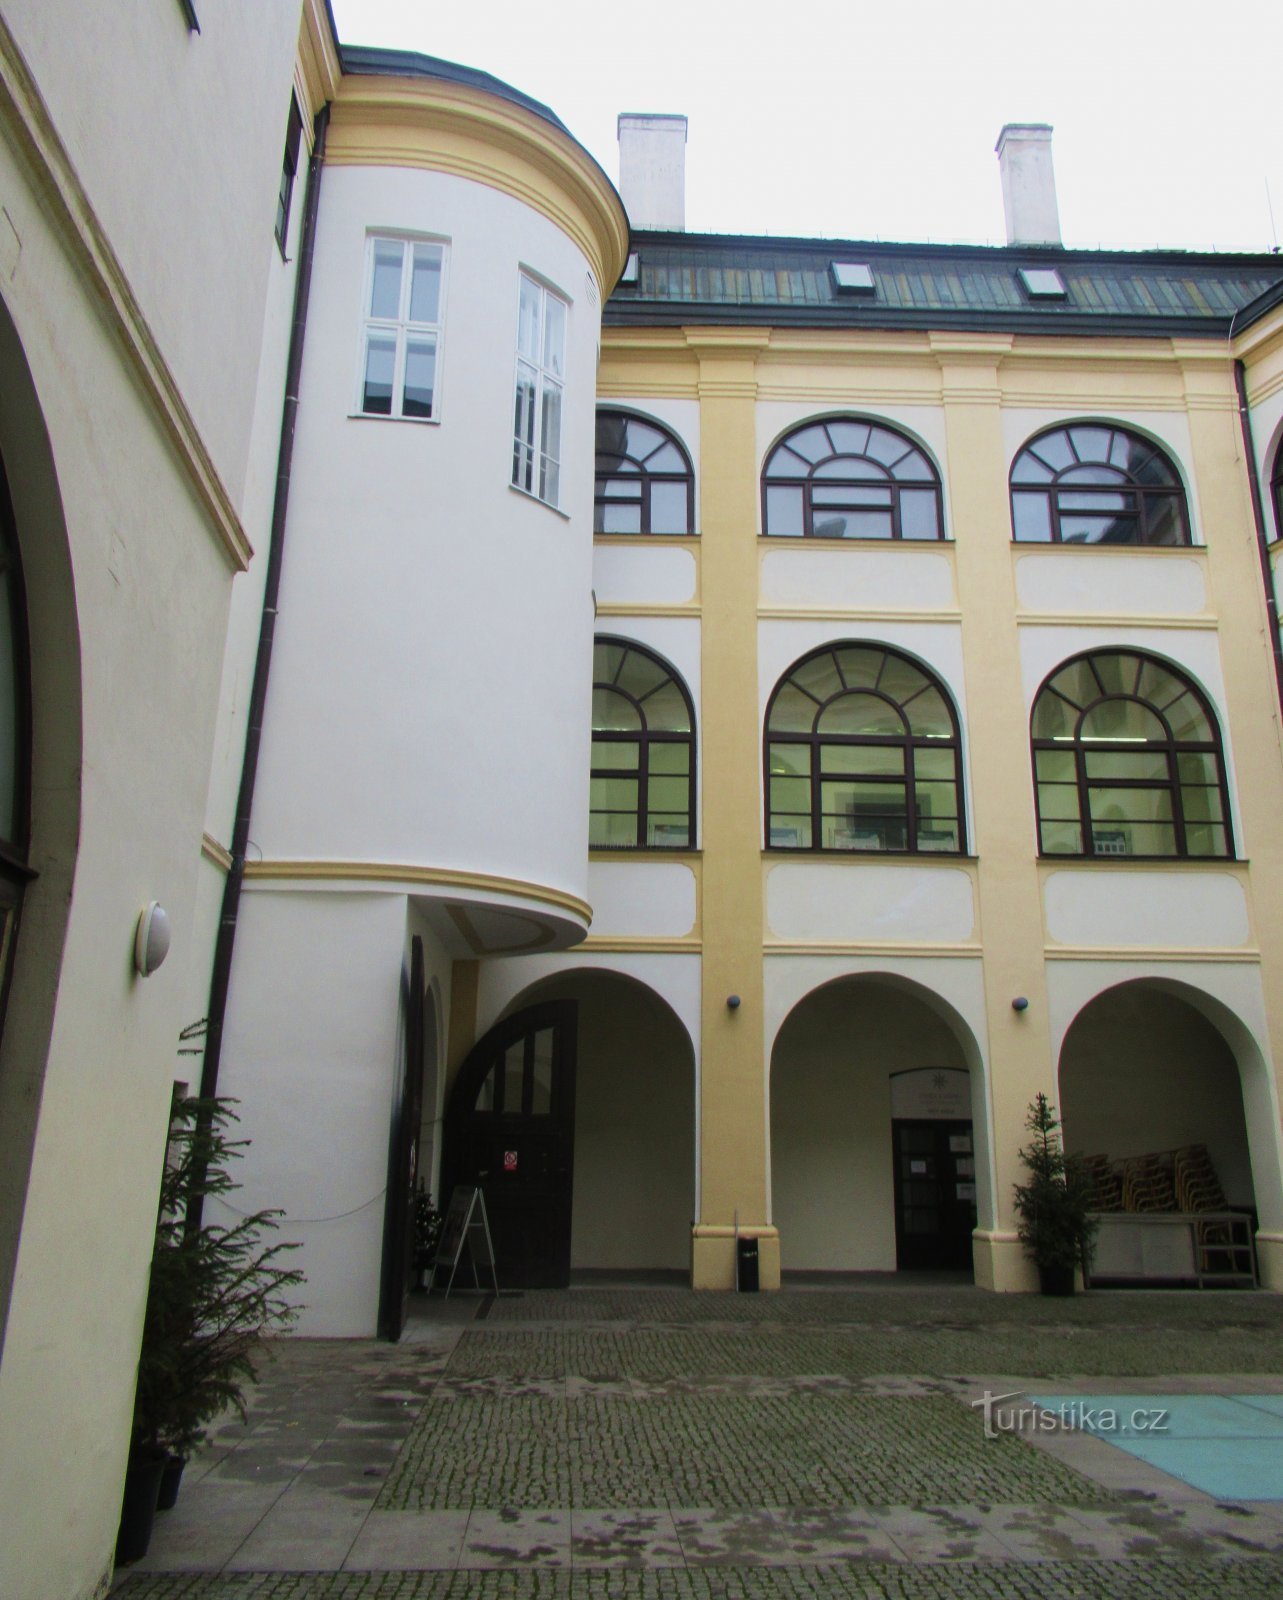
left=1231, top=354, right=1283, bottom=723
left=199, top=104, right=330, bottom=1113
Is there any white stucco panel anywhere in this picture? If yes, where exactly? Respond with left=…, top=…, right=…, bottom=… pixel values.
left=588, top=861, right=697, bottom=938
left=1016, top=553, right=1207, bottom=616
left=1044, top=870, right=1250, bottom=948
left=760, top=549, right=955, bottom=611
left=767, top=863, right=975, bottom=944
left=593, top=544, right=698, bottom=606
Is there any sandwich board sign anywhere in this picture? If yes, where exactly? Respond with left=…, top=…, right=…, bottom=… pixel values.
left=431, top=1185, right=499, bottom=1298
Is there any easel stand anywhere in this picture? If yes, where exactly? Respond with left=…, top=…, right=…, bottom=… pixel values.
left=430, top=1185, right=500, bottom=1298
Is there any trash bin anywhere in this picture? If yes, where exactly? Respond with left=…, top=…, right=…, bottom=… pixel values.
left=736, top=1235, right=759, bottom=1292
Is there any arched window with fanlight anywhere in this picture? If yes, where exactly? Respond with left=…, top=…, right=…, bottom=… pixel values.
left=761, top=417, right=944, bottom=540
left=1011, top=423, right=1191, bottom=546
left=591, top=637, right=695, bottom=848
left=765, top=643, right=964, bottom=852
left=1272, top=434, right=1283, bottom=543
left=0, top=454, right=30, bottom=1035
left=1031, top=651, right=1231, bottom=859
left=594, top=410, right=694, bottom=535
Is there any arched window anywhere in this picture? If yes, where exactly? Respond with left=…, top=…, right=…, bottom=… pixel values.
left=1032, top=651, right=1231, bottom=859
left=591, top=638, right=695, bottom=848
left=1272, top=435, right=1283, bottom=542
left=762, top=417, right=943, bottom=540
left=765, top=643, right=964, bottom=852
left=594, top=410, right=694, bottom=535
left=1011, top=424, right=1190, bottom=546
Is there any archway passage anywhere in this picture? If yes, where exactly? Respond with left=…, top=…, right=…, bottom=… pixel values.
left=771, top=977, right=979, bottom=1276
left=1060, top=983, right=1257, bottom=1285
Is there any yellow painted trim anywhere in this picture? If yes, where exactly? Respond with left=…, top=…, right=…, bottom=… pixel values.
left=1016, top=612, right=1218, bottom=630
left=297, top=0, right=341, bottom=125
left=0, top=18, right=252, bottom=571
left=200, top=834, right=232, bottom=872
left=763, top=942, right=982, bottom=958
left=692, top=1224, right=780, bottom=1240
left=325, top=77, right=628, bottom=293
left=759, top=607, right=963, bottom=624
left=579, top=936, right=702, bottom=953
left=593, top=535, right=700, bottom=549
left=1044, top=946, right=1261, bottom=963
left=242, top=858, right=591, bottom=924
left=588, top=849, right=702, bottom=865
left=596, top=603, right=701, bottom=619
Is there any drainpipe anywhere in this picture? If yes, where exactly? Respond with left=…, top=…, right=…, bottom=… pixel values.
left=199, top=103, right=330, bottom=1121
left=1231, top=355, right=1283, bottom=723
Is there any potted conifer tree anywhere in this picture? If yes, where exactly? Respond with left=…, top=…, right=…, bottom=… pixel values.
left=1013, top=1094, right=1097, bottom=1296
left=116, top=1094, right=303, bottom=1563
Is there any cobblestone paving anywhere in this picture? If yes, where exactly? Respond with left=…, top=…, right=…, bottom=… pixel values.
left=377, top=1391, right=1098, bottom=1511
left=112, top=1288, right=1283, bottom=1599
left=115, top=1558, right=1283, bottom=1598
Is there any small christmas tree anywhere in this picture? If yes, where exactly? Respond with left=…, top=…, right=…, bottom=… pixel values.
left=1013, top=1094, right=1097, bottom=1292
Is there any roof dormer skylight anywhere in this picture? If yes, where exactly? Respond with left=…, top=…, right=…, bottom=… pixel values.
left=831, top=261, right=877, bottom=295
left=1018, top=266, right=1068, bottom=300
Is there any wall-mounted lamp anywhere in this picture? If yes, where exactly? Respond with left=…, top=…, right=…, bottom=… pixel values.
left=135, top=902, right=172, bottom=977
left=726, top=995, right=742, bottom=1010
left=1011, top=996, right=1029, bottom=1013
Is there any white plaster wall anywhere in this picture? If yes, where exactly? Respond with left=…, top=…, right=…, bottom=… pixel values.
left=1059, top=985, right=1254, bottom=1206
left=593, top=544, right=697, bottom=607
left=770, top=977, right=971, bottom=1270
left=587, top=861, right=696, bottom=939
left=1044, top=870, right=1250, bottom=949
left=1002, top=409, right=1202, bottom=544
left=216, top=889, right=409, bottom=1336
left=760, top=548, right=956, bottom=611
left=596, top=397, right=699, bottom=524
left=3, top=0, right=303, bottom=506
left=251, top=164, right=603, bottom=908
left=756, top=403, right=951, bottom=537
left=767, top=863, right=975, bottom=944
left=1015, top=553, right=1208, bottom=616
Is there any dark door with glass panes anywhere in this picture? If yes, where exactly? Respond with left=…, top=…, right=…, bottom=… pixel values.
left=442, top=1002, right=577, bottom=1288
left=892, top=1120, right=977, bottom=1271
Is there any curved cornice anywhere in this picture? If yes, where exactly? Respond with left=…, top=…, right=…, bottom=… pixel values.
left=243, top=857, right=592, bottom=927
left=325, top=75, right=629, bottom=296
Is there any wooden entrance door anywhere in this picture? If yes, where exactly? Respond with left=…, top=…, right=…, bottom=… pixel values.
left=443, top=1001, right=577, bottom=1288
left=892, top=1119, right=977, bottom=1271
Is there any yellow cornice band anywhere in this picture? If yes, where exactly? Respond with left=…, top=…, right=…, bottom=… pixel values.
left=243, top=857, right=591, bottom=925
left=325, top=77, right=629, bottom=295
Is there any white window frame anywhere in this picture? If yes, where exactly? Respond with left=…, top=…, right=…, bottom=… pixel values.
left=511, top=271, right=568, bottom=508
left=356, top=234, right=448, bottom=422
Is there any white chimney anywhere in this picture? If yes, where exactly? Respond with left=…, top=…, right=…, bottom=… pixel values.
left=995, top=123, right=1061, bottom=246
left=617, top=113, right=687, bottom=232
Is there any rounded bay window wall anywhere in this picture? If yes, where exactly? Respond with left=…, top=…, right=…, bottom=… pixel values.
left=591, top=637, right=695, bottom=849
left=1031, top=650, right=1232, bottom=859
left=765, top=643, right=965, bottom=853
left=1011, top=423, right=1191, bottom=546
left=239, top=68, right=628, bottom=947
left=0, top=450, right=29, bottom=1036
left=594, top=410, right=694, bottom=535
left=762, top=417, right=944, bottom=540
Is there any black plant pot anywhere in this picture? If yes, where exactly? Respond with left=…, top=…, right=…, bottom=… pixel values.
left=1038, top=1261, right=1076, bottom=1297
left=156, top=1453, right=186, bottom=1512
left=115, top=1446, right=167, bottom=1564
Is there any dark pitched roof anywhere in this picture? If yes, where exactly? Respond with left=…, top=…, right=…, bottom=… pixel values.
left=606, top=232, right=1283, bottom=337
left=339, top=45, right=571, bottom=138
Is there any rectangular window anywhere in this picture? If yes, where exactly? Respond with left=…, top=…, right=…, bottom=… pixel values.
left=274, top=97, right=304, bottom=255
left=358, top=236, right=446, bottom=421
left=511, top=272, right=566, bottom=507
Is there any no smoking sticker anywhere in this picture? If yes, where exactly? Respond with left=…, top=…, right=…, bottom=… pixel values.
left=503, top=1150, right=518, bottom=1172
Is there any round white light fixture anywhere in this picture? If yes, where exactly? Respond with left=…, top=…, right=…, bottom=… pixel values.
left=135, top=902, right=172, bottom=977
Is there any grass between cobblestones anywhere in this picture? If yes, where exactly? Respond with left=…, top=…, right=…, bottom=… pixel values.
left=375, top=1393, right=1100, bottom=1511
left=114, top=1559, right=1283, bottom=1598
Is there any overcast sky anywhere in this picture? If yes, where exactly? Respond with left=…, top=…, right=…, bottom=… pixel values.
left=329, top=0, right=1281, bottom=255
